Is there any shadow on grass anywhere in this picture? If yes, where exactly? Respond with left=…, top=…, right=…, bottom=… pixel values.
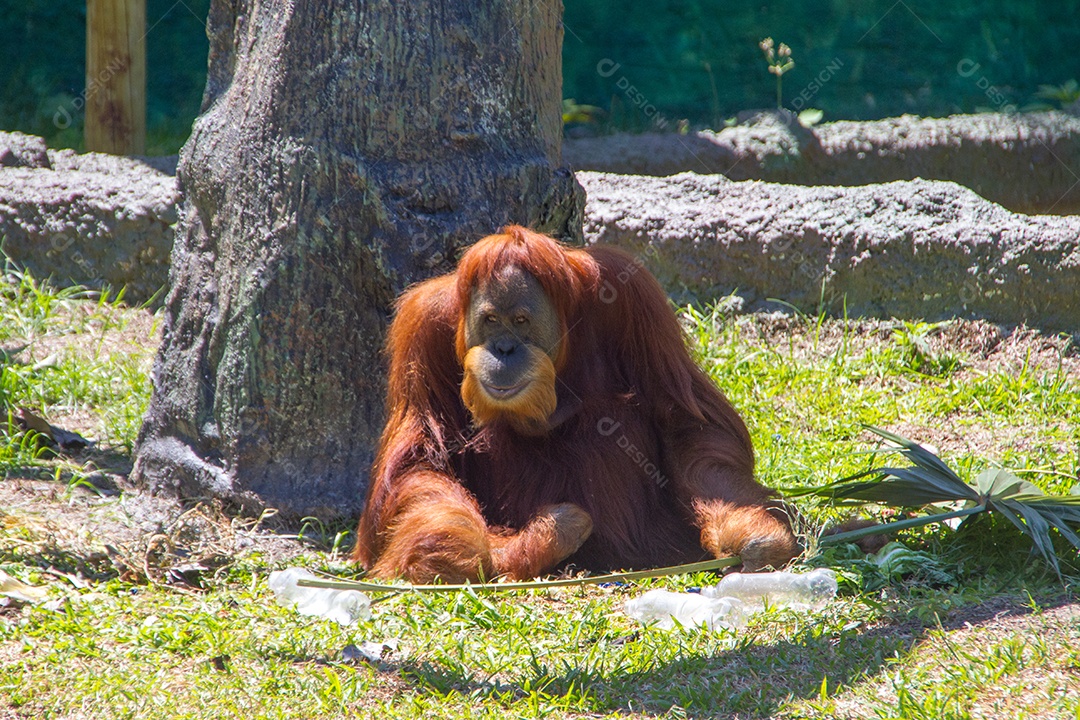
left=390, top=596, right=1072, bottom=717
left=1, top=440, right=134, bottom=492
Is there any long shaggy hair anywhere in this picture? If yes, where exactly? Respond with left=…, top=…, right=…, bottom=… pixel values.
left=353, top=225, right=797, bottom=583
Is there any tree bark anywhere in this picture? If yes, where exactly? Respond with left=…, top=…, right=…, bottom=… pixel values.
left=131, top=0, right=583, bottom=520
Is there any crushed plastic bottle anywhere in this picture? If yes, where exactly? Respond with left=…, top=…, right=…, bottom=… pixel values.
left=624, top=589, right=748, bottom=631
left=268, top=568, right=371, bottom=626
left=701, top=568, right=837, bottom=610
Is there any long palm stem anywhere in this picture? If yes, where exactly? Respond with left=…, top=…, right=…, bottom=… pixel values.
left=298, top=556, right=741, bottom=594
left=819, top=505, right=986, bottom=547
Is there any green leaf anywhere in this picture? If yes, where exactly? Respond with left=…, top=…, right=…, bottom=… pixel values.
left=807, top=426, right=1080, bottom=577
left=783, top=467, right=881, bottom=498
left=1010, top=496, right=1080, bottom=527
left=798, top=108, right=824, bottom=127
left=1001, top=499, right=1060, bottom=574
left=863, top=426, right=963, bottom=482
left=990, top=500, right=1029, bottom=541
left=1042, top=512, right=1080, bottom=554
left=976, top=469, right=1043, bottom=499
left=811, top=466, right=978, bottom=507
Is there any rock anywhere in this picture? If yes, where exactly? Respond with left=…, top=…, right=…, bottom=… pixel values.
left=45, top=149, right=179, bottom=177
left=2, top=131, right=1078, bottom=332
left=565, top=112, right=1080, bottom=215
left=0, top=147, right=179, bottom=303
left=0, top=131, right=51, bottom=169
left=580, top=171, right=1080, bottom=333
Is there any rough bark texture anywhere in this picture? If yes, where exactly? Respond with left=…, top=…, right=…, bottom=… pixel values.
left=566, top=112, right=1080, bottom=215
left=580, top=172, right=1080, bottom=333
left=131, top=0, right=583, bottom=520
left=0, top=146, right=177, bottom=302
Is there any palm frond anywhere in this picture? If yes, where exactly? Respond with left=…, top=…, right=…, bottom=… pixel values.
left=819, top=505, right=985, bottom=547
left=795, top=426, right=1080, bottom=574
left=867, top=426, right=965, bottom=483
left=817, top=465, right=980, bottom=506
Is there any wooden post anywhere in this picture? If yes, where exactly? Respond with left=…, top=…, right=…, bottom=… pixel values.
left=85, top=0, right=146, bottom=155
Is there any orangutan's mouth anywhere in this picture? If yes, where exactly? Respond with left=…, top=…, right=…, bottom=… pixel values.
left=482, top=381, right=528, bottom=401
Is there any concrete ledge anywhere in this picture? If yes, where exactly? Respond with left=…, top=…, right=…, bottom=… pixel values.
left=580, top=171, right=1080, bottom=333
left=0, top=131, right=50, bottom=169
left=2, top=131, right=1077, bottom=332
left=566, top=112, right=1080, bottom=215
left=0, top=139, right=178, bottom=303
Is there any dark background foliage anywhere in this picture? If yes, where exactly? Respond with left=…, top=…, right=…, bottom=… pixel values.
left=3, top=0, right=1079, bottom=154
left=2, top=0, right=212, bottom=154
left=562, top=0, right=1080, bottom=129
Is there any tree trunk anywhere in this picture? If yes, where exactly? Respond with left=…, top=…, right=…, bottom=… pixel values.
left=131, top=0, right=583, bottom=520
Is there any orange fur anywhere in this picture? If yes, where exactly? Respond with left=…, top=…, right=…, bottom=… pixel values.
left=694, top=499, right=798, bottom=571
left=365, top=470, right=493, bottom=583
left=489, top=503, right=594, bottom=579
left=354, top=225, right=799, bottom=582
left=460, top=345, right=558, bottom=432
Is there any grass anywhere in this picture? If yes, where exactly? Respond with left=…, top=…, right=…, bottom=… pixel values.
left=0, top=265, right=156, bottom=469
left=0, top=278, right=1078, bottom=719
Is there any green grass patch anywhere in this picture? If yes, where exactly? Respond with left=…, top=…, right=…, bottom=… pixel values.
left=0, top=288, right=1078, bottom=719
left=0, top=266, right=156, bottom=472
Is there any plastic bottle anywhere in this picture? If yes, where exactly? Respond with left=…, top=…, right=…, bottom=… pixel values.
left=701, top=568, right=837, bottom=610
left=268, top=568, right=372, bottom=625
left=624, top=589, right=748, bottom=631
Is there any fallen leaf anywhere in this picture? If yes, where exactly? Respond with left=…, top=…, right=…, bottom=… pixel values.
left=15, top=407, right=91, bottom=451
left=0, top=570, right=50, bottom=604
left=31, top=354, right=58, bottom=371
left=342, top=639, right=400, bottom=663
